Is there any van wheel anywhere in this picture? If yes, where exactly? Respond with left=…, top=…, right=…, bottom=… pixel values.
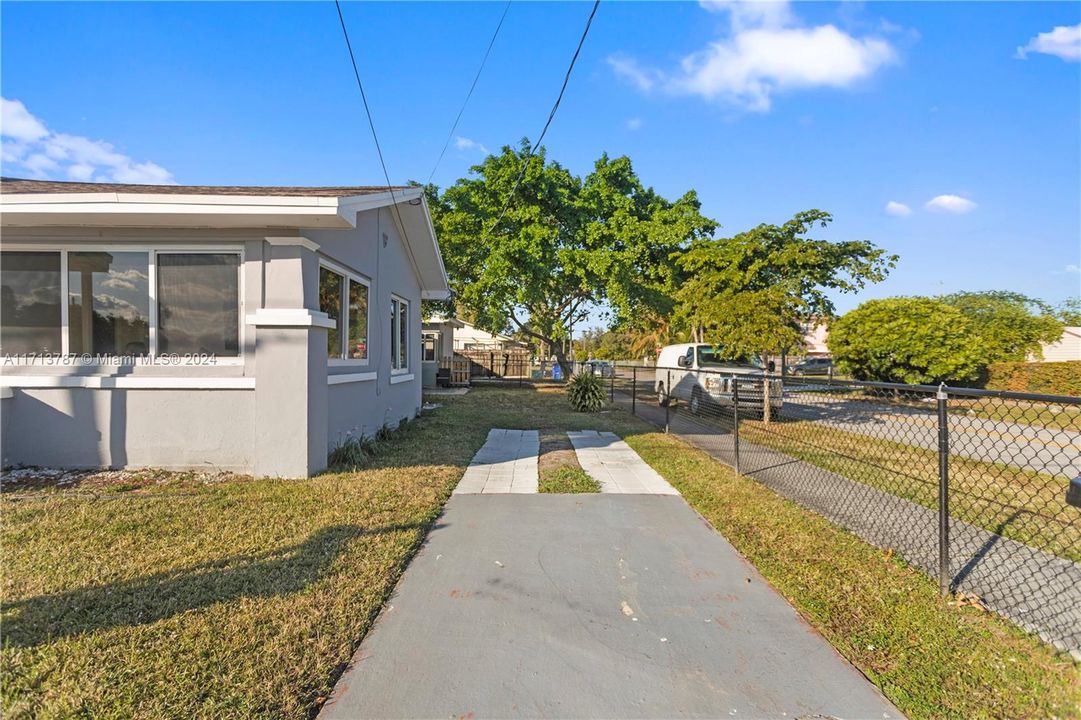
left=689, top=388, right=703, bottom=416
left=657, top=384, right=669, bottom=407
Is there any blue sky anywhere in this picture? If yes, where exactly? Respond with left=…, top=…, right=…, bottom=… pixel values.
left=3, top=1, right=1079, bottom=320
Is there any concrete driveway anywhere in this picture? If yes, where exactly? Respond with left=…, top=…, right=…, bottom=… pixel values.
left=321, top=494, right=900, bottom=719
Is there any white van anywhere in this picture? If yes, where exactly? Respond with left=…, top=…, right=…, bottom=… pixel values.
left=655, top=343, right=783, bottom=415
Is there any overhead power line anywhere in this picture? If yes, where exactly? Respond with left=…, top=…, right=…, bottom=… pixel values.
left=484, top=0, right=601, bottom=237
left=334, top=0, right=412, bottom=243
left=427, top=0, right=512, bottom=186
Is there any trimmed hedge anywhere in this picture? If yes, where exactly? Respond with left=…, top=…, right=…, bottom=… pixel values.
left=984, top=361, right=1081, bottom=397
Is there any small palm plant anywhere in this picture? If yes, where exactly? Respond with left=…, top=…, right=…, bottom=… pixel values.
left=567, top=372, right=606, bottom=412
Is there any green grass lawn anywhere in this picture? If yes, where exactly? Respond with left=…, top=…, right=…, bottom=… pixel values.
left=736, top=419, right=1080, bottom=562
left=538, top=465, right=600, bottom=493
left=2, top=384, right=1077, bottom=719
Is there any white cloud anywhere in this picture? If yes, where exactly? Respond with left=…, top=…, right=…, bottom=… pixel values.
left=1063, top=264, right=1080, bottom=274
left=885, top=200, right=911, bottom=216
left=1, top=98, right=48, bottom=141
left=607, top=54, right=658, bottom=92
left=699, top=0, right=793, bottom=30
left=0, top=97, right=174, bottom=184
left=1016, top=24, right=1081, bottom=62
left=454, top=136, right=489, bottom=155
left=925, top=194, right=977, bottom=214
left=608, top=3, right=897, bottom=112
left=625, top=117, right=643, bottom=130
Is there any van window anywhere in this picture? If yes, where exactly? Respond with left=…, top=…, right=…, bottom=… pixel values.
left=697, top=346, right=761, bottom=369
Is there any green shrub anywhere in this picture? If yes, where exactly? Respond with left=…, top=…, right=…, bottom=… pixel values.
left=985, top=361, right=1081, bottom=397
left=567, top=373, right=606, bottom=412
left=829, top=297, right=985, bottom=384
left=327, top=435, right=372, bottom=470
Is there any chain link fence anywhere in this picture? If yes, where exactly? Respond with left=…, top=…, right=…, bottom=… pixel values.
left=591, top=363, right=1080, bottom=657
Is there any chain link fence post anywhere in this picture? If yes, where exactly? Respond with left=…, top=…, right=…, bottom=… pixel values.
left=937, top=382, right=951, bottom=595
left=732, top=378, right=741, bottom=475
left=631, top=365, right=637, bottom=415
left=665, top=369, right=671, bottom=434
left=610, top=366, right=615, bottom=404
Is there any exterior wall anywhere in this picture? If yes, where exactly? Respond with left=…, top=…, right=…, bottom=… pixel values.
left=1034, top=327, right=1081, bottom=362
left=1, top=228, right=265, bottom=471
left=1, top=387, right=254, bottom=470
left=306, top=207, right=423, bottom=448
left=1, top=209, right=431, bottom=475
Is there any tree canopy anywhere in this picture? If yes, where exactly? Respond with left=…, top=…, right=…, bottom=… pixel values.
left=672, top=210, right=896, bottom=360
left=939, top=291, right=1062, bottom=364
left=427, top=142, right=716, bottom=369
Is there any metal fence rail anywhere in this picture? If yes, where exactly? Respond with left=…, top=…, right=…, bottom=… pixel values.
left=588, top=363, right=1080, bottom=657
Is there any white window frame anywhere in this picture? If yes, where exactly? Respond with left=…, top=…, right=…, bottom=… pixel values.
left=319, top=257, right=371, bottom=367
left=390, top=294, right=410, bottom=374
left=1, top=244, right=244, bottom=366
left=421, top=331, right=439, bottom=363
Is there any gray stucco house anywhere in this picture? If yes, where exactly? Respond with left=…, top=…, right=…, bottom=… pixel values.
left=0, top=178, right=450, bottom=477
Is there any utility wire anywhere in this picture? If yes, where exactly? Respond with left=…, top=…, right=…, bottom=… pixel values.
left=427, top=0, right=512, bottom=186
left=483, top=0, right=600, bottom=237
left=334, top=0, right=412, bottom=245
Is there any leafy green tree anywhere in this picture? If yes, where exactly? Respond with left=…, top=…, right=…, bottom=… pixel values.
left=940, top=291, right=1062, bottom=363
left=674, top=210, right=896, bottom=363
left=829, top=297, right=985, bottom=384
left=1056, top=297, right=1081, bottom=326
left=428, top=142, right=716, bottom=373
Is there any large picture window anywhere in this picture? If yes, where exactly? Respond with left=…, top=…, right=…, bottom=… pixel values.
left=320, top=262, right=370, bottom=363
left=158, top=253, right=240, bottom=356
left=391, top=296, right=409, bottom=371
left=69, top=251, right=150, bottom=355
left=0, top=251, right=62, bottom=355
left=0, top=248, right=241, bottom=361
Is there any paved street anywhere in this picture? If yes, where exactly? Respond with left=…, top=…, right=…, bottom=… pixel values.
left=321, top=494, right=899, bottom=719
left=782, top=393, right=1081, bottom=476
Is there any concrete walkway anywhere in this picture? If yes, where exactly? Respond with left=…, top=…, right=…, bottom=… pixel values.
left=569, top=430, right=679, bottom=495
left=321, top=494, right=900, bottom=719
left=453, top=429, right=539, bottom=495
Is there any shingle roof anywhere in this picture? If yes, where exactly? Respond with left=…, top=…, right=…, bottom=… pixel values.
left=0, top=177, right=411, bottom=197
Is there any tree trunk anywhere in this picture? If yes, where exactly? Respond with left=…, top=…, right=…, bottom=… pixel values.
left=553, top=346, right=573, bottom=379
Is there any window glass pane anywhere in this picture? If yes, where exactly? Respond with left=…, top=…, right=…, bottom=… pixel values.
left=347, top=280, right=368, bottom=360
left=158, top=253, right=240, bottom=356
left=390, top=299, right=399, bottom=368
left=68, top=252, right=149, bottom=356
left=399, top=300, right=408, bottom=369
left=0, top=251, right=62, bottom=355
left=422, top=336, right=436, bottom=362
left=319, top=267, right=344, bottom=359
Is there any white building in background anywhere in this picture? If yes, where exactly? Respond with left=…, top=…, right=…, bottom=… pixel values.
left=1034, top=327, right=1081, bottom=362
left=800, top=319, right=831, bottom=357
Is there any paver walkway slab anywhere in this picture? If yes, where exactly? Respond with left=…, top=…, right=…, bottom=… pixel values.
left=568, top=430, right=679, bottom=495
left=453, top=429, right=539, bottom=494
left=320, top=494, right=900, bottom=719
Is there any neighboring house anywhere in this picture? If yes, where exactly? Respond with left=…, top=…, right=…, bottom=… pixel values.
left=799, top=319, right=831, bottom=358
left=0, top=178, right=450, bottom=477
left=423, top=314, right=524, bottom=352
left=1032, top=326, right=1081, bottom=362
left=420, top=315, right=462, bottom=387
